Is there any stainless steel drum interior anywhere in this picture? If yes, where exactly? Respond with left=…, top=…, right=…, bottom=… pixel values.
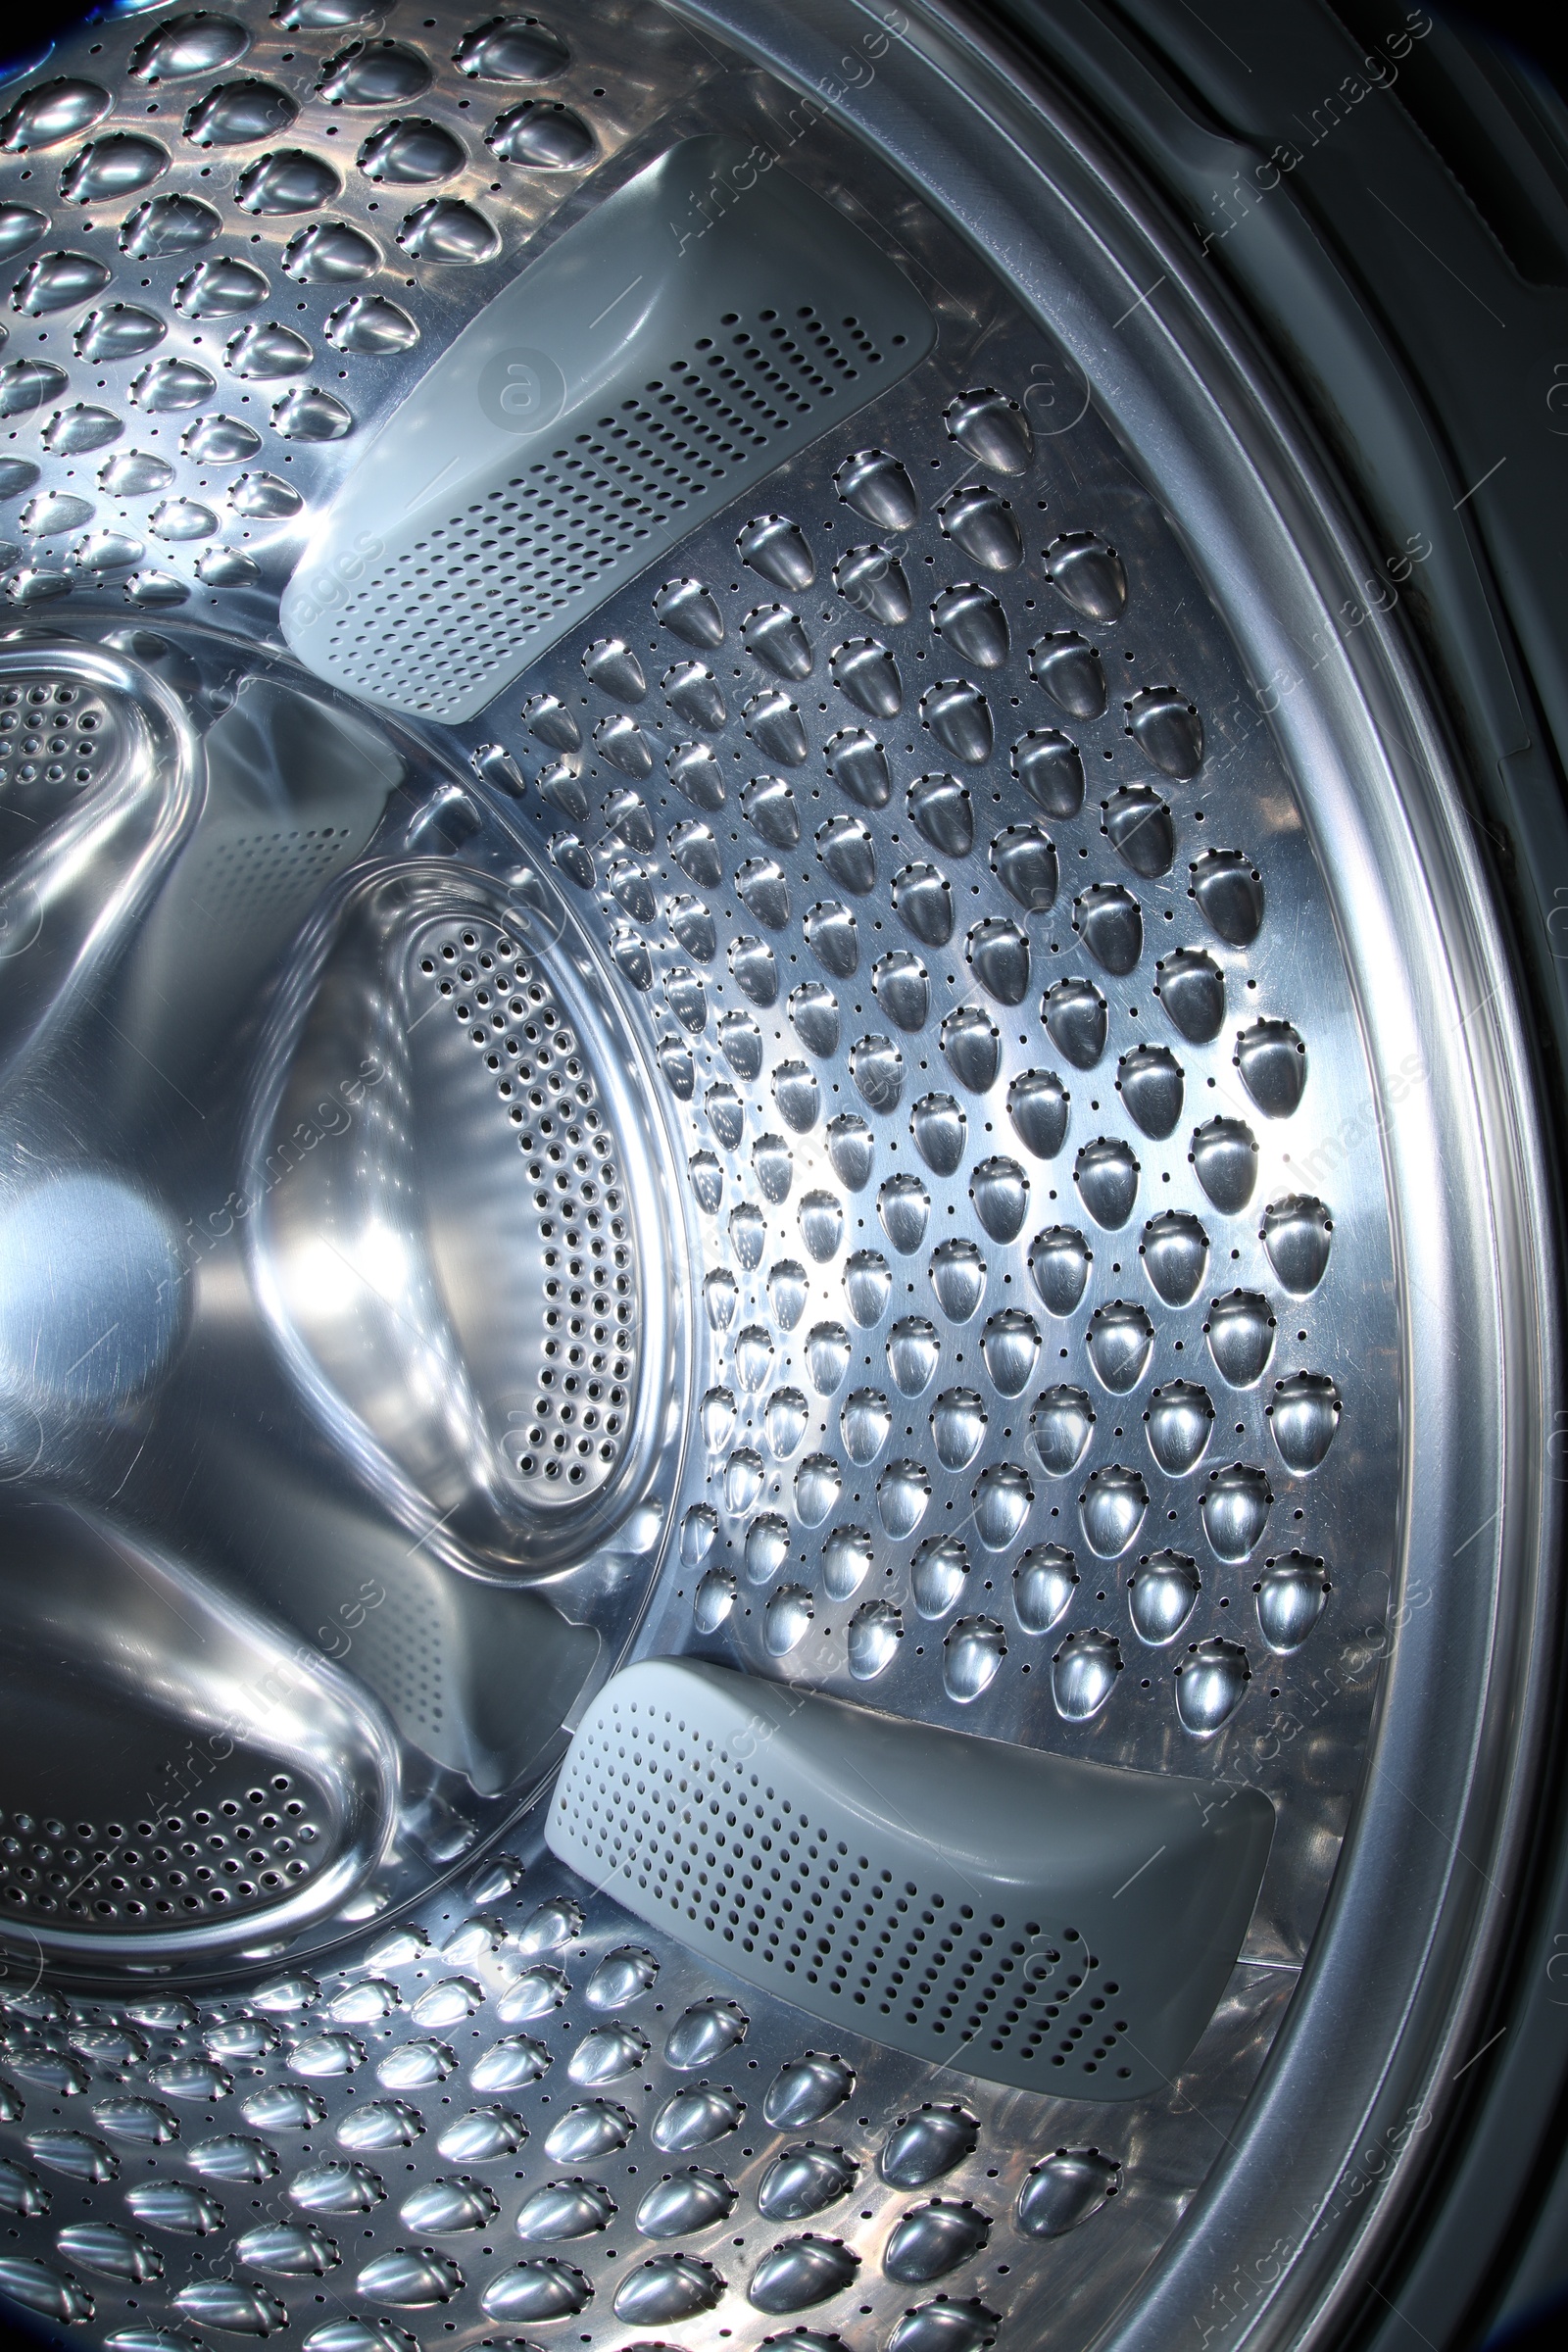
left=0, top=5, right=1549, bottom=2352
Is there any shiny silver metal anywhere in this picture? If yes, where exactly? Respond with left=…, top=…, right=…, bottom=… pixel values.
left=0, top=4, right=1549, bottom=2351
left=246, top=859, right=669, bottom=1573
left=0, top=620, right=692, bottom=1973
left=0, top=1496, right=399, bottom=1964
left=656, top=6, right=1551, bottom=2350
left=281, top=129, right=936, bottom=719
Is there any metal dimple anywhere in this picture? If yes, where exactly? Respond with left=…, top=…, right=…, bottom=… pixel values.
left=879, top=1174, right=930, bottom=1255
left=1016, top=2149, right=1121, bottom=2236
left=1256, top=1552, right=1331, bottom=1651
left=1045, top=976, right=1108, bottom=1070
left=614, top=2249, right=725, bottom=2323
left=893, top=860, right=955, bottom=947
left=822, top=1527, right=873, bottom=1599
left=1192, top=1117, right=1258, bottom=1214
left=130, top=16, right=250, bottom=83
left=286, top=2154, right=378, bottom=2211
left=1262, top=1193, right=1335, bottom=1292
left=912, top=1537, right=969, bottom=1620
left=744, top=604, right=813, bottom=680
left=1014, top=725, right=1085, bottom=816
left=1269, top=1372, right=1342, bottom=1471
left=1030, top=630, right=1105, bottom=720
left=931, top=1387, right=988, bottom=1471
left=880, top=2106, right=981, bottom=2188
left=664, top=659, right=726, bottom=728
left=317, top=40, right=433, bottom=108
left=884, top=2198, right=992, bottom=2282
left=636, top=2165, right=737, bottom=2236
left=992, top=823, right=1057, bottom=913
left=184, top=78, right=299, bottom=148
left=837, top=541, right=912, bottom=625
left=826, top=725, right=893, bottom=809
left=967, top=916, right=1030, bottom=1005
left=401, top=2176, right=498, bottom=2234
left=1085, top=1301, right=1154, bottom=1392
left=1147, top=1380, right=1216, bottom=1476
left=3, top=79, right=113, bottom=153
left=1200, top=1465, right=1274, bottom=1563
left=656, top=576, right=725, bottom=648
left=665, top=1998, right=748, bottom=2070
left=650, top=2083, right=745, bottom=2152
left=1080, top=1465, right=1149, bottom=1557
left=760, top=2142, right=858, bottom=2219
left=1048, top=531, right=1127, bottom=620
left=944, top=1614, right=1006, bottom=1700
left=234, top=2219, right=339, bottom=2274
left=981, top=1307, right=1040, bottom=1396
left=694, top=1565, right=737, bottom=1631
left=939, top=481, right=1022, bottom=570
left=1104, top=783, right=1175, bottom=876
left=931, top=1237, right=988, bottom=1322
left=911, top=1094, right=965, bottom=1177
left=922, top=676, right=993, bottom=765
left=470, top=2034, right=551, bottom=2091
left=800, top=1197, right=844, bottom=1266
left=764, top=2054, right=855, bottom=2128
left=1127, top=685, right=1204, bottom=777
left=490, top=94, right=597, bottom=173
left=1119, top=1043, right=1184, bottom=1138
left=889, top=2302, right=1000, bottom=2352
left=1030, top=1385, right=1095, bottom=1478
left=849, top=1598, right=904, bottom=1679
left=744, top=771, right=803, bottom=849
left=1193, top=847, right=1265, bottom=944
left=744, top=1513, right=791, bottom=1583
left=740, top=513, right=815, bottom=591
left=974, top=1463, right=1033, bottom=1550
left=514, top=2178, right=616, bottom=2239
left=336, top=2102, right=420, bottom=2153
left=55, top=2221, right=162, bottom=2283
left=436, top=2108, right=526, bottom=2164
left=1206, top=1290, right=1277, bottom=1387
left=481, top=2255, right=592, bottom=2321
left=1157, top=947, right=1226, bottom=1044
left=455, top=17, right=572, bottom=81
left=946, top=385, right=1033, bottom=473
left=750, top=2231, right=860, bottom=2312
left=1175, top=1637, right=1251, bottom=1734
left=1236, top=1017, right=1307, bottom=1117
left=1129, top=1552, right=1201, bottom=1646
left=837, top=446, right=919, bottom=529
left=932, top=583, right=1009, bottom=669
left=125, top=2178, right=222, bottom=2233
left=1014, top=1545, right=1079, bottom=1635
left=1053, top=1628, right=1123, bottom=1720
left=545, top=2101, right=634, bottom=2161
left=874, top=948, right=931, bottom=1032
left=567, top=2021, right=647, bottom=2084
left=818, top=810, right=878, bottom=893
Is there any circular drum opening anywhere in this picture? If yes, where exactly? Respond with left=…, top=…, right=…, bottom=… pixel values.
left=0, top=4, right=1555, bottom=2350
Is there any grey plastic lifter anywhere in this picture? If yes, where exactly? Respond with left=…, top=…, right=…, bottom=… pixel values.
left=548, top=1656, right=1274, bottom=2099
left=282, top=134, right=935, bottom=722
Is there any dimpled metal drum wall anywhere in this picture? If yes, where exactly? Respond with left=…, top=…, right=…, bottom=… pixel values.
left=0, top=4, right=1550, bottom=2352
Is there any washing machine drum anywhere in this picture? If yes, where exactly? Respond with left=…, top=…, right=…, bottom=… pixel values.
left=0, top=4, right=1556, bottom=2350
